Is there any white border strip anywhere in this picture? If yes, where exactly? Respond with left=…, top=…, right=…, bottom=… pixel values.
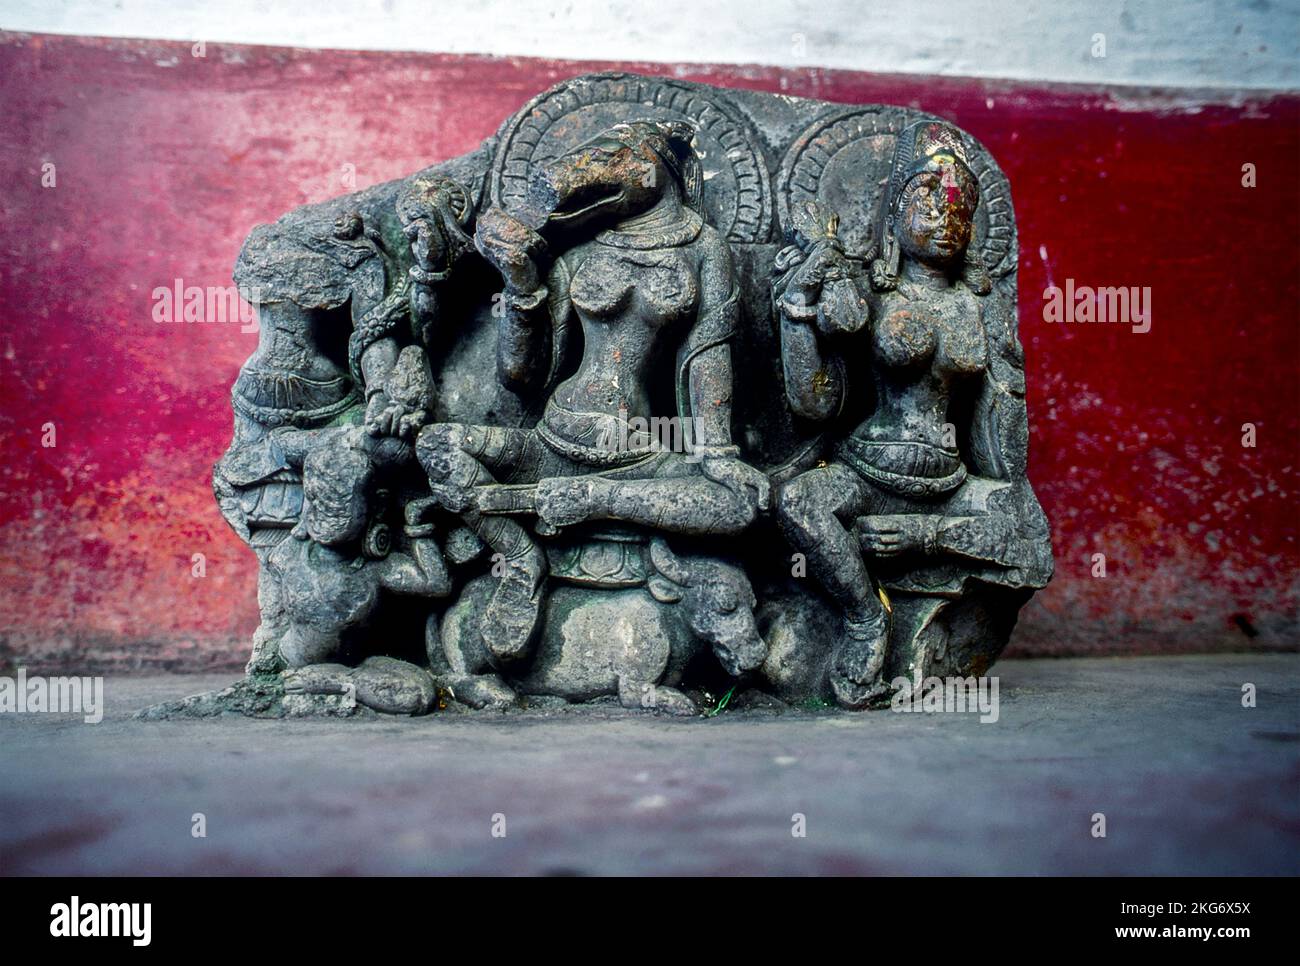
left=2, top=0, right=1297, bottom=90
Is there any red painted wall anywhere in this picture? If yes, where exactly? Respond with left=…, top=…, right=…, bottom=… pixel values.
left=0, top=32, right=1296, bottom=672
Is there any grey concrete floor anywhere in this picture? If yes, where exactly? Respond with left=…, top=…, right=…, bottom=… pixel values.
left=1, top=654, right=1297, bottom=875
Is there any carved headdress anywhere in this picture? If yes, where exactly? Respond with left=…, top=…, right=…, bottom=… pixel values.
left=871, top=120, right=990, bottom=294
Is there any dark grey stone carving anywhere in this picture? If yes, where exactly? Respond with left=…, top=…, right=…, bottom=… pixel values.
left=192, top=73, right=1051, bottom=719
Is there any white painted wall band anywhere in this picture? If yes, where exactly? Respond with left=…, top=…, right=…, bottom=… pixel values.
left=1, top=0, right=1297, bottom=90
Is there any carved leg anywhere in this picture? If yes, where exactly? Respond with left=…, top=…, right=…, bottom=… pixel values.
left=605, top=474, right=760, bottom=534
left=433, top=582, right=519, bottom=711
left=247, top=552, right=289, bottom=675
left=417, top=423, right=547, bottom=663
left=775, top=465, right=889, bottom=708
left=535, top=470, right=763, bottom=537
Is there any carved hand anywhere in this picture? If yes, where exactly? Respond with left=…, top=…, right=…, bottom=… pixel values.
left=798, top=241, right=844, bottom=291
left=855, top=514, right=941, bottom=557
left=405, top=218, right=446, bottom=271
left=403, top=496, right=440, bottom=527
left=701, top=457, right=771, bottom=514
left=365, top=391, right=423, bottom=441
left=365, top=391, right=398, bottom=436
left=474, top=207, right=544, bottom=294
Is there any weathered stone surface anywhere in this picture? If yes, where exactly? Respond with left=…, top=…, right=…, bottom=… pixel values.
left=189, top=72, right=1053, bottom=719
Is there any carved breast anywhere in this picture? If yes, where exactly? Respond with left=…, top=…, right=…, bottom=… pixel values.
left=874, top=283, right=987, bottom=378
left=569, top=247, right=699, bottom=327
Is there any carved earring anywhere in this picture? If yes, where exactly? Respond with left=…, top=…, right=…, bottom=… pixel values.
left=362, top=485, right=391, bottom=559
left=872, top=225, right=900, bottom=290
left=883, top=228, right=900, bottom=277
left=363, top=522, right=392, bottom=560
left=962, top=249, right=993, bottom=296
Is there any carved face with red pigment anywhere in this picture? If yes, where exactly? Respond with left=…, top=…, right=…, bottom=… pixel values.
left=894, top=160, right=979, bottom=266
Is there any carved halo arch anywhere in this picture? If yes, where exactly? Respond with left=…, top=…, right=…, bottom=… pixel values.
left=776, top=106, right=1017, bottom=278
left=489, top=72, right=773, bottom=244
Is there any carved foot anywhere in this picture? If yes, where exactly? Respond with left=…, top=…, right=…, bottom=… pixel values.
left=481, top=550, right=546, bottom=662
left=282, top=663, right=353, bottom=695
left=649, top=686, right=700, bottom=716
left=830, top=611, right=891, bottom=710
left=619, top=679, right=698, bottom=716
left=444, top=673, right=518, bottom=711
left=245, top=627, right=287, bottom=676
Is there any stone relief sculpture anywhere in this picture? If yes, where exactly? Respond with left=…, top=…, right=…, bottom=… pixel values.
left=164, top=74, right=1051, bottom=719
left=421, top=117, right=769, bottom=714
left=772, top=119, right=1052, bottom=708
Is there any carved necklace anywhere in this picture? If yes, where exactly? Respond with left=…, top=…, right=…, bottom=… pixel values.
left=596, top=207, right=702, bottom=250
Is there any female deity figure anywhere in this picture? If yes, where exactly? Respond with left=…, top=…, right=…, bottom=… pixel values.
left=418, top=119, right=770, bottom=669
left=348, top=175, right=476, bottom=441
left=216, top=174, right=473, bottom=675
left=774, top=120, right=1051, bottom=708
